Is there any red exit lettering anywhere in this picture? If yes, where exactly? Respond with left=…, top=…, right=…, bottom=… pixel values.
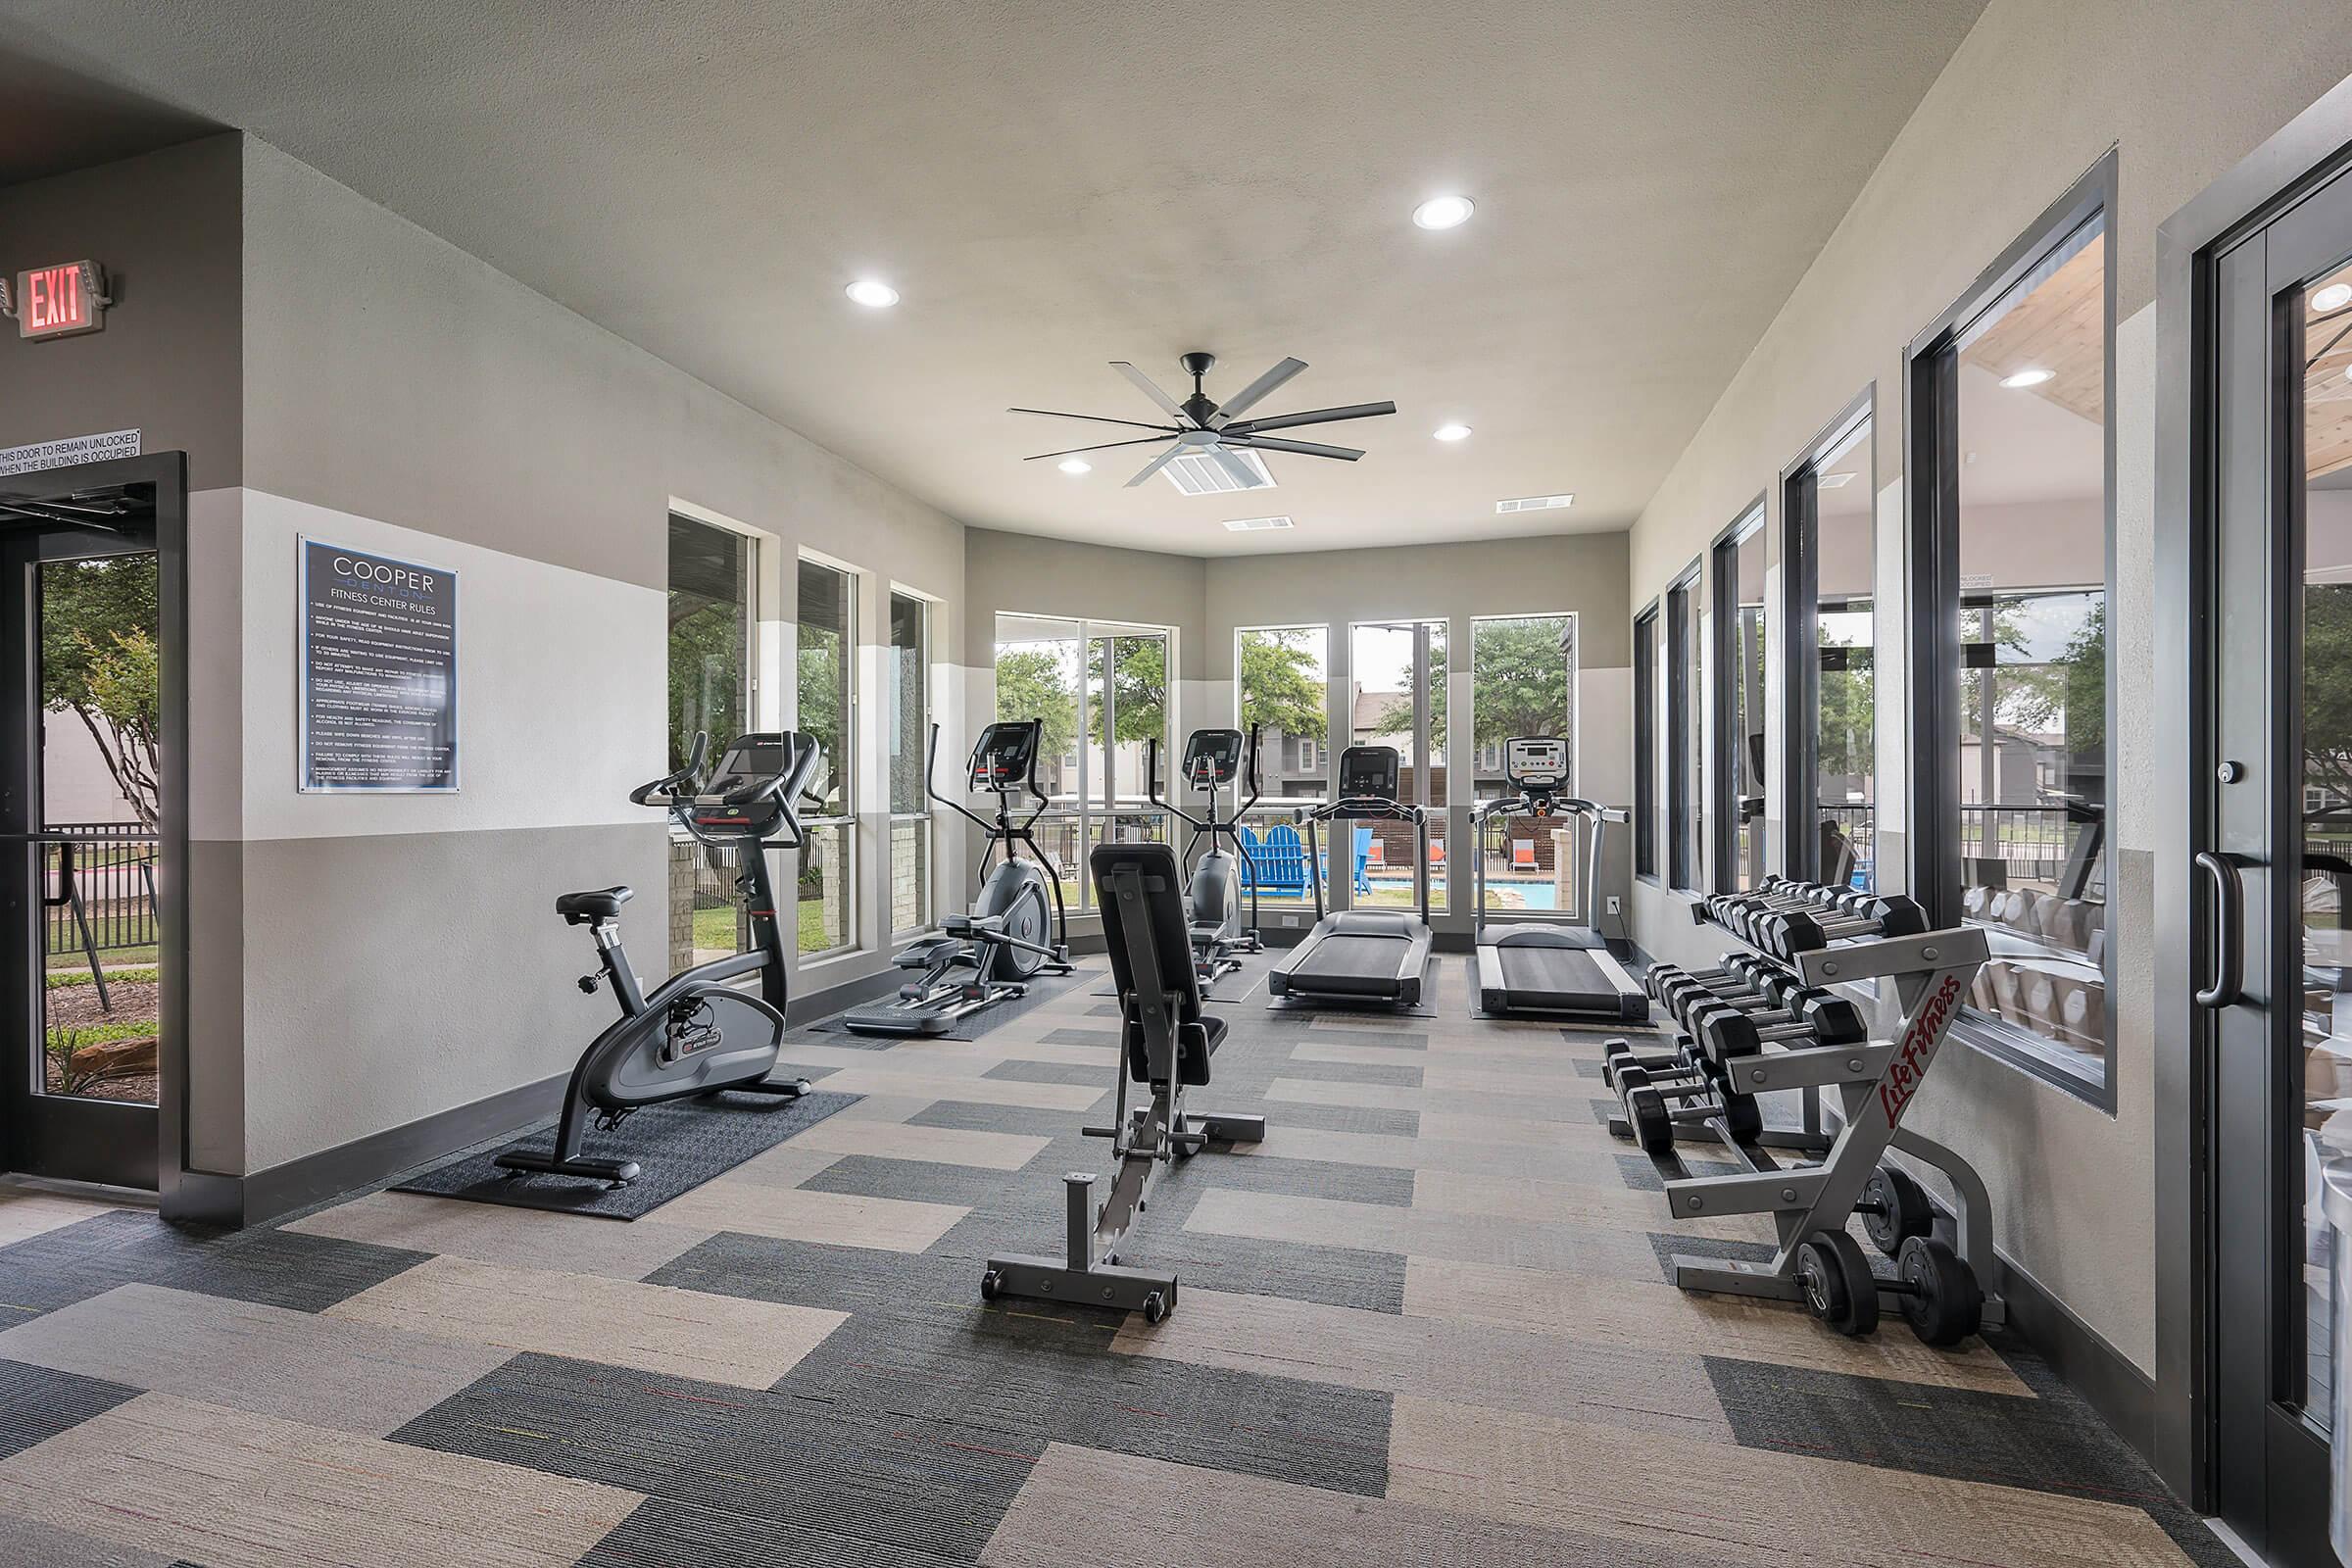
left=12, top=262, right=105, bottom=339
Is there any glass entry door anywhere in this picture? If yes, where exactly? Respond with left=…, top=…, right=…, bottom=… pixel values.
left=0, top=493, right=163, bottom=1190
left=2202, top=162, right=2352, bottom=1568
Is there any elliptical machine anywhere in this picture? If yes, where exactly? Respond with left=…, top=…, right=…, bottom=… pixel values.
left=1146, top=724, right=1264, bottom=988
left=496, top=731, right=819, bottom=1188
left=842, top=719, right=1072, bottom=1037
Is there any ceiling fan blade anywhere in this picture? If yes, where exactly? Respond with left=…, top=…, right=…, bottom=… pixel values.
left=1226, top=400, right=1398, bottom=435
left=1022, top=436, right=1171, bottom=462
left=1007, top=407, right=1180, bottom=434
left=1209, top=444, right=1264, bottom=490
left=1124, top=444, right=1185, bottom=488
left=1229, top=434, right=1364, bottom=462
left=1207, top=357, right=1307, bottom=427
left=1111, top=361, right=1195, bottom=424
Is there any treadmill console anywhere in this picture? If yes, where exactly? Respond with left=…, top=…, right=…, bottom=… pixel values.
left=1336, top=745, right=1401, bottom=801
left=1504, top=736, right=1569, bottom=791
left=1182, top=728, right=1246, bottom=786
left=969, top=720, right=1041, bottom=793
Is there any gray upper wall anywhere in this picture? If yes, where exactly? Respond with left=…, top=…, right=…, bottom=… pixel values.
left=961, top=527, right=1209, bottom=674
left=0, top=134, right=243, bottom=489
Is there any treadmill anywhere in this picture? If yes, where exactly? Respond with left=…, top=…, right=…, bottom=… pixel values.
left=1267, top=745, right=1433, bottom=1007
left=1471, top=737, right=1648, bottom=1022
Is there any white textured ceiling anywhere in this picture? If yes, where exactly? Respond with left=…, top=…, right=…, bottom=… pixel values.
left=1, top=1, right=1984, bottom=555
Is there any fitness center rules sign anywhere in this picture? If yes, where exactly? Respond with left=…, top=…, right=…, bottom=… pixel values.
left=298, top=538, right=460, bottom=793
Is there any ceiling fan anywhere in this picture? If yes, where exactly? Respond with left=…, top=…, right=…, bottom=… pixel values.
left=1012, top=352, right=1397, bottom=489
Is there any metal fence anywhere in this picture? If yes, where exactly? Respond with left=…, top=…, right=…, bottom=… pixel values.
left=42, top=824, right=159, bottom=963
left=1815, top=804, right=2094, bottom=892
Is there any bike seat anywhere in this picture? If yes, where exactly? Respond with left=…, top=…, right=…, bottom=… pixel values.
left=556, top=886, right=634, bottom=924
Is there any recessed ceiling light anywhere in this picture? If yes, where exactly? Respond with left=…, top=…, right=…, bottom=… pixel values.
left=1411, top=195, right=1475, bottom=230
left=845, top=278, right=900, bottom=309
left=1434, top=423, right=1472, bottom=442
left=1999, top=368, right=2054, bottom=389
left=1057, top=458, right=1091, bottom=474
left=2317, top=282, right=2352, bottom=313
left=1223, top=515, right=1295, bottom=532
left=1818, top=471, right=1857, bottom=489
left=1495, top=494, right=1574, bottom=514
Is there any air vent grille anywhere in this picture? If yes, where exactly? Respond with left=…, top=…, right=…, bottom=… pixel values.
left=1222, top=514, right=1295, bottom=532
left=1495, top=493, right=1575, bottom=514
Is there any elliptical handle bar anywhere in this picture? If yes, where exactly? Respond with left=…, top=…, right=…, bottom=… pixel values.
left=1239, top=723, right=1264, bottom=816
left=1146, top=735, right=1211, bottom=832
left=922, top=720, right=1000, bottom=837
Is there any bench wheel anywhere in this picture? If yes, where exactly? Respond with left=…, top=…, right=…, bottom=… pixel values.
left=1142, top=1291, right=1167, bottom=1325
left=1796, top=1230, right=1880, bottom=1337
left=1895, top=1237, right=1983, bottom=1347
left=1626, top=1085, right=1675, bottom=1156
left=1858, top=1164, right=1934, bottom=1256
left=979, top=1269, right=1004, bottom=1302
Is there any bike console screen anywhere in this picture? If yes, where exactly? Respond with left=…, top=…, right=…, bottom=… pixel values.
left=969, top=721, right=1041, bottom=792
left=1182, top=728, right=1246, bottom=785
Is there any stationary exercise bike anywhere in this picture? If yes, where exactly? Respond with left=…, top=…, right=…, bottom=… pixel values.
left=1145, top=724, right=1264, bottom=988
left=841, top=718, right=1072, bottom=1036
left=495, top=731, right=819, bottom=1187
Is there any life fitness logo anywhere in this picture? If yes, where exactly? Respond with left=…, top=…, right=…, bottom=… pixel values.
left=1879, top=973, right=1964, bottom=1123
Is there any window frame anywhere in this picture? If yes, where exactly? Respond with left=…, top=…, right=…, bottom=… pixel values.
left=1903, top=149, right=2119, bottom=1107
left=796, top=552, right=860, bottom=960
left=993, top=612, right=1177, bottom=913
left=886, top=585, right=936, bottom=943
left=1778, top=388, right=1876, bottom=887
left=1666, top=563, right=1704, bottom=892
left=1634, top=600, right=1660, bottom=882
left=1709, top=502, right=1769, bottom=893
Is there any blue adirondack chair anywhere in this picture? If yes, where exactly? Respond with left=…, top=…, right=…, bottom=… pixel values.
left=1352, top=825, right=1374, bottom=895
left=1240, top=822, right=1308, bottom=896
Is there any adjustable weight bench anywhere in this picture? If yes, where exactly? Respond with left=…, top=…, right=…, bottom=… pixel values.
left=980, top=840, right=1264, bottom=1323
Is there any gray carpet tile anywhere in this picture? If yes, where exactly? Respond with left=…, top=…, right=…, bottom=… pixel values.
left=0, top=1515, right=184, bottom=1568
left=576, top=1495, right=973, bottom=1568
left=0, top=1359, right=142, bottom=1460
left=1272, top=1057, right=1427, bottom=1088
left=810, top=967, right=1094, bottom=1043
left=978, top=1059, right=1114, bottom=1088
left=1704, top=1354, right=2243, bottom=1567
left=1257, top=1100, right=1421, bottom=1137
left=0, top=1210, right=427, bottom=1322
left=395, top=1090, right=859, bottom=1219
left=1037, top=1027, right=1121, bottom=1049
left=906, top=1102, right=1073, bottom=1140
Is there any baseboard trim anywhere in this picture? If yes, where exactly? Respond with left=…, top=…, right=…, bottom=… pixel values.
left=200, top=1071, right=569, bottom=1230
left=1994, top=1248, right=2158, bottom=1463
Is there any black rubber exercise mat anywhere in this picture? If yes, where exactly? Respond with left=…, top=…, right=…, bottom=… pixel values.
left=393, top=1088, right=858, bottom=1220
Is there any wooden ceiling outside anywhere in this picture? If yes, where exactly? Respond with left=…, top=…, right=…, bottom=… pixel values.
left=2306, top=264, right=2352, bottom=482
left=1961, top=234, right=2105, bottom=425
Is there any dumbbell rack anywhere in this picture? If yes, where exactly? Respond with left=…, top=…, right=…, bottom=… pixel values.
left=1623, top=912, right=2007, bottom=1336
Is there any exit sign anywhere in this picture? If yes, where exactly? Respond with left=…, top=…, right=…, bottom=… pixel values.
left=6, top=261, right=109, bottom=340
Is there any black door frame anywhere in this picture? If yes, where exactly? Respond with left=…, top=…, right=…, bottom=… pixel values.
left=2154, top=68, right=2352, bottom=1541
left=1707, top=497, right=1767, bottom=892
left=1777, top=386, right=1876, bottom=886
left=0, top=452, right=187, bottom=1198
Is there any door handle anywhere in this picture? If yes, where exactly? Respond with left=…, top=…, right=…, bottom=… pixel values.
left=2194, top=851, right=2244, bottom=1009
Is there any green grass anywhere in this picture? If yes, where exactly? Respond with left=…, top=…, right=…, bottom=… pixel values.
left=46, top=1018, right=158, bottom=1051
left=694, top=901, right=840, bottom=956
left=46, top=966, right=159, bottom=990
left=47, top=944, right=159, bottom=972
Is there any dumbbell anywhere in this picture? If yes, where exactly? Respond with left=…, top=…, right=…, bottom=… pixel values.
left=1757, top=895, right=1929, bottom=957
left=1660, top=965, right=1808, bottom=1034
left=1617, top=1067, right=1765, bottom=1155
left=1692, top=992, right=1868, bottom=1069
left=1643, top=951, right=1785, bottom=1004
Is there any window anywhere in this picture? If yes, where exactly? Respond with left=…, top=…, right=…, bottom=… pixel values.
left=993, top=612, right=1174, bottom=913
left=1909, top=160, right=2112, bottom=1097
left=1350, top=619, right=1447, bottom=910
left=1238, top=625, right=1329, bottom=909
left=1471, top=613, right=1576, bottom=913
left=1634, top=604, right=1659, bottom=880
left=797, top=559, right=857, bottom=957
left=1783, top=404, right=1877, bottom=891
left=667, top=515, right=752, bottom=772
left=888, top=590, right=931, bottom=938
left=669, top=515, right=756, bottom=958
left=1667, top=566, right=1704, bottom=891
left=1712, top=508, right=1767, bottom=892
